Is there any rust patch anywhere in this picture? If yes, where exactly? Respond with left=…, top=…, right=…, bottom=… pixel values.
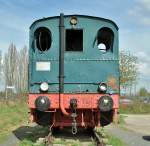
left=107, top=76, right=118, bottom=90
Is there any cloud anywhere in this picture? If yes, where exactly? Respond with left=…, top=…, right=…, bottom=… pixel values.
left=136, top=51, right=150, bottom=63
left=134, top=51, right=150, bottom=90
left=138, top=62, right=150, bottom=77
left=128, top=0, right=150, bottom=26
left=138, top=0, right=150, bottom=11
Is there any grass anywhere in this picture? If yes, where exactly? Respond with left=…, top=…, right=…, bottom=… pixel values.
left=19, top=139, right=45, bottom=146
left=107, top=134, right=126, bottom=146
left=19, top=140, right=35, bottom=146
left=20, top=139, right=94, bottom=146
left=119, top=101, right=150, bottom=114
left=0, top=98, right=28, bottom=143
left=96, top=128, right=126, bottom=146
left=119, top=114, right=126, bottom=125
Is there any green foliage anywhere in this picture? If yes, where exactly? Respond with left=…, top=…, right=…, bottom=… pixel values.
left=98, top=128, right=126, bottom=146
left=19, top=140, right=34, bottom=146
left=19, top=139, right=46, bottom=146
left=0, top=98, right=28, bottom=143
left=120, top=101, right=150, bottom=114
left=118, top=115, right=126, bottom=125
left=119, top=51, right=138, bottom=95
left=138, top=87, right=148, bottom=97
left=107, top=134, right=126, bottom=146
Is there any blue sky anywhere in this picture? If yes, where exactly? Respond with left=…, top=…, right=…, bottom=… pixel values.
left=0, top=0, right=150, bottom=91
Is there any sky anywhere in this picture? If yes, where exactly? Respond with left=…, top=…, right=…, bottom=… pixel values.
left=0, top=0, right=150, bottom=91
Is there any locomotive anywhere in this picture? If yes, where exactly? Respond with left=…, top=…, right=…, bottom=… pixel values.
left=28, top=13, right=119, bottom=134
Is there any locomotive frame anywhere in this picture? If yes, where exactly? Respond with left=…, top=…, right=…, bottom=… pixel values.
left=28, top=13, right=119, bottom=134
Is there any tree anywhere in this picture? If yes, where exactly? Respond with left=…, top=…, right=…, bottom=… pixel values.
left=4, top=43, right=18, bottom=88
left=138, top=87, right=148, bottom=97
left=120, top=51, right=138, bottom=95
left=3, top=43, right=28, bottom=93
left=0, top=50, right=2, bottom=78
left=17, top=46, right=28, bottom=92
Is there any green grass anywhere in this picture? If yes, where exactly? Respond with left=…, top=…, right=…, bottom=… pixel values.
left=0, top=98, right=28, bottom=143
left=19, top=139, right=34, bottom=146
left=48, top=137, right=94, bottom=146
left=107, top=134, right=126, bottom=146
left=119, top=101, right=150, bottom=114
left=19, top=139, right=45, bottom=146
left=119, top=114, right=126, bottom=124
left=96, top=128, right=126, bottom=146
left=20, top=138, right=94, bottom=146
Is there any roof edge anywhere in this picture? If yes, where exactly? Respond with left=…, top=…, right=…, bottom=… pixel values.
left=30, top=14, right=119, bottom=30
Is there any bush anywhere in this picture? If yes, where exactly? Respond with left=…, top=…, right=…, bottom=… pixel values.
left=120, top=101, right=150, bottom=114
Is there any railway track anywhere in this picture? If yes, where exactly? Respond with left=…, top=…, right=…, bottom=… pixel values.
left=93, top=129, right=105, bottom=146
left=41, top=128, right=108, bottom=146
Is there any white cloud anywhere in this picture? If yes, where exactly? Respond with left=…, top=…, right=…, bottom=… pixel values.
left=138, top=0, right=150, bottom=11
left=138, top=62, right=150, bottom=76
left=128, top=0, right=150, bottom=26
left=136, top=51, right=150, bottom=72
left=134, top=51, right=150, bottom=91
left=136, top=51, right=150, bottom=63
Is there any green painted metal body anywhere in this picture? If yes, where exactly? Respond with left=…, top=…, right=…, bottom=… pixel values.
left=29, top=15, right=119, bottom=94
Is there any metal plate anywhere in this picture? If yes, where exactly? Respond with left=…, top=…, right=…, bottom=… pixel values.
left=36, top=62, right=51, bottom=71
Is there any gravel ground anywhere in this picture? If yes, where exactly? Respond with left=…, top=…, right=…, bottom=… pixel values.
left=105, top=124, right=150, bottom=146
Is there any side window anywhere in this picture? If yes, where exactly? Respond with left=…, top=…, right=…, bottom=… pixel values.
left=66, top=29, right=83, bottom=51
left=34, top=27, right=52, bottom=52
left=97, top=27, right=114, bottom=52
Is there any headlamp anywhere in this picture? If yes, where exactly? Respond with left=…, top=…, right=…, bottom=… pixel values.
left=98, top=82, right=107, bottom=93
left=35, top=96, right=50, bottom=111
left=40, top=82, right=49, bottom=92
left=70, top=16, right=78, bottom=25
left=98, top=96, right=113, bottom=112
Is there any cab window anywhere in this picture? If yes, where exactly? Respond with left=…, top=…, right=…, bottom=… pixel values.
left=34, top=27, right=52, bottom=52
left=97, top=27, right=114, bottom=52
left=66, top=29, right=83, bottom=51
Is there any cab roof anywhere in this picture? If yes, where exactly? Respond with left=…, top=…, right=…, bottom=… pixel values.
left=30, top=14, right=119, bottom=30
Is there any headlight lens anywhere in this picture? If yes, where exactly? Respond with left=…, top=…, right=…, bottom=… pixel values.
left=98, top=82, right=107, bottom=93
left=98, top=96, right=113, bottom=112
left=40, top=82, right=49, bottom=91
left=70, top=16, right=78, bottom=25
left=35, top=96, right=50, bottom=111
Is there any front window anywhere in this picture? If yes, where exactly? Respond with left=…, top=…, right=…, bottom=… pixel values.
left=66, top=29, right=83, bottom=51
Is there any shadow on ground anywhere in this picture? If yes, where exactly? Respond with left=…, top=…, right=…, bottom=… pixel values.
left=13, top=125, right=49, bottom=142
left=53, top=128, right=93, bottom=142
left=143, top=136, right=150, bottom=141
left=13, top=125, right=93, bottom=144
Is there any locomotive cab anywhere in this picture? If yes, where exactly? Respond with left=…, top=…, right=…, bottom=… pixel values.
left=28, top=13, right=119, bottom=134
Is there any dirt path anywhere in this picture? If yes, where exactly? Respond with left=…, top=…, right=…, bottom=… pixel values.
left=104, top=114, right=150, bottom=146
left=124, top=114, right=150, bottom=135
left=105, top=124, right=150, bottom=146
